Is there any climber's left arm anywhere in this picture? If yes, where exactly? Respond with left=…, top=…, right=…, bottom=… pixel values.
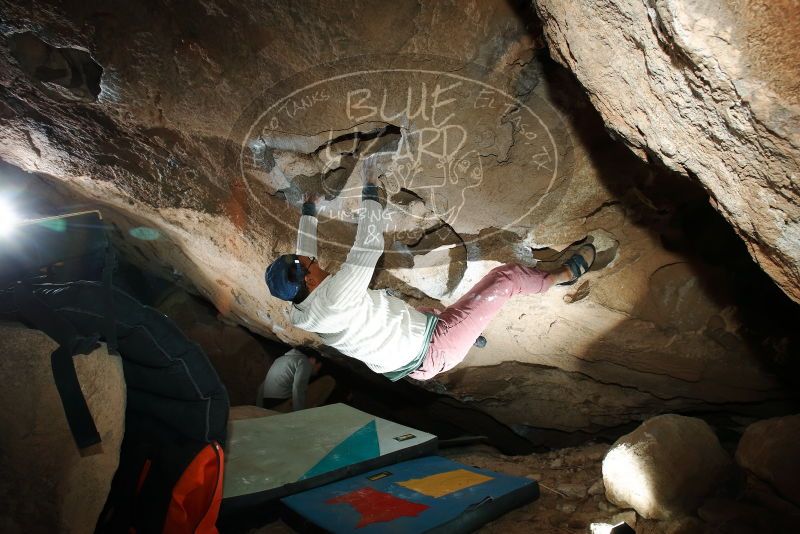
left=295, top=199, right=318, bottom=259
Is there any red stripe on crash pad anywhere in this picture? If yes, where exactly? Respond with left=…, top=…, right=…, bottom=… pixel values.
left=326, top=487, right=429, bottom=528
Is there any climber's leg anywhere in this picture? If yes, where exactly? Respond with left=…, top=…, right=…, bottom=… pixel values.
left=409, top=263, right=554, bottom=380
left=408, top=245, right=597, bottom=380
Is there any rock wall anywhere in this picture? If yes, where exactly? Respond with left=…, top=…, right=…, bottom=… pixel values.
left=0, top=323, right=126, bottom=533
left=0, top=0, right=796, bottom=435
left=534, top=0, right=800, bottom=303
left=736, top=414, right=800, bottom=510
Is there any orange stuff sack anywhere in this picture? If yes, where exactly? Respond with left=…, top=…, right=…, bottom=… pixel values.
left=163, top=442, right=224, bottom=534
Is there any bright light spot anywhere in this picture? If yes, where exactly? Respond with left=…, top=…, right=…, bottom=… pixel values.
left=590, top=523, right=614, bottom=534
left=590, top=522, right=630, bottom=534
left=0, top=197, right=21, bottom=237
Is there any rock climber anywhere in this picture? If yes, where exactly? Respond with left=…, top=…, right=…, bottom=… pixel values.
left=256, top=347, right=335, bottom=412
left=265, top=159, right=596, bottom=381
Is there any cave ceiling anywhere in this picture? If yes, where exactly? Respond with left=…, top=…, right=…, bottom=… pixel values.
left=0, top=0, right=797, bottom=434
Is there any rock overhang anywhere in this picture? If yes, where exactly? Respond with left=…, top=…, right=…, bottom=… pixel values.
left=0, top=0, right=797, bottom=434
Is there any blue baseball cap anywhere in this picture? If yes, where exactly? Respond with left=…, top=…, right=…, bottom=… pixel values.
left=266, top=254, right=305, bottom=301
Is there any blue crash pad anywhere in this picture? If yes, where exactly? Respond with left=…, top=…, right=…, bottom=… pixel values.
left=281, top=456, right=539, bottom=533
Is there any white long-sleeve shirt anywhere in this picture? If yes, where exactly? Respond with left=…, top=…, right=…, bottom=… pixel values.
left=290, top=199, right=435, bottom=375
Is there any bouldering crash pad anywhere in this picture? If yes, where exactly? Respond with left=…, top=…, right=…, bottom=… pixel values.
left=222, top=403, right=437, bottom=509
left=281, top=455, right=539, bottom=533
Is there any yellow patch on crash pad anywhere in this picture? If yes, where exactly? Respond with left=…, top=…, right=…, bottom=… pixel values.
left=396, top=469, right=493, bottom=498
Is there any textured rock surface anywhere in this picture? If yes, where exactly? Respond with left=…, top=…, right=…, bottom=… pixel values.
left=602, top=414, right=730, bottom=519
left=535, top=0, right=800, bottom=303
left=736, top=414, right=800, bottom=508
left=0, top=0, right=795, bottom=436
left=0, top=323, right=126, bottom=534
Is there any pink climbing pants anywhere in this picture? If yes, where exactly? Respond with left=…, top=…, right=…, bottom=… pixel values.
left=408, top=263, right=555, bottom=381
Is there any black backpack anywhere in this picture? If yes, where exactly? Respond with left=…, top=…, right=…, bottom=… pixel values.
left=0, top=213, right=229, bottom=532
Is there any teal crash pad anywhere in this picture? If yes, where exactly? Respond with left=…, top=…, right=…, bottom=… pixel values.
left=222, top=403, right=437, bottom=509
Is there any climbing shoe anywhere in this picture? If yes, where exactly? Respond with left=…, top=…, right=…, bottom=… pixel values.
left=557, top=243, right=596, bottom=286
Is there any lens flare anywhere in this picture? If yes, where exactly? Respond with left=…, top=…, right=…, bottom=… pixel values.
left=0, top=197, right=20, bottom=237
left=130, top=227, right=161, bottom=240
